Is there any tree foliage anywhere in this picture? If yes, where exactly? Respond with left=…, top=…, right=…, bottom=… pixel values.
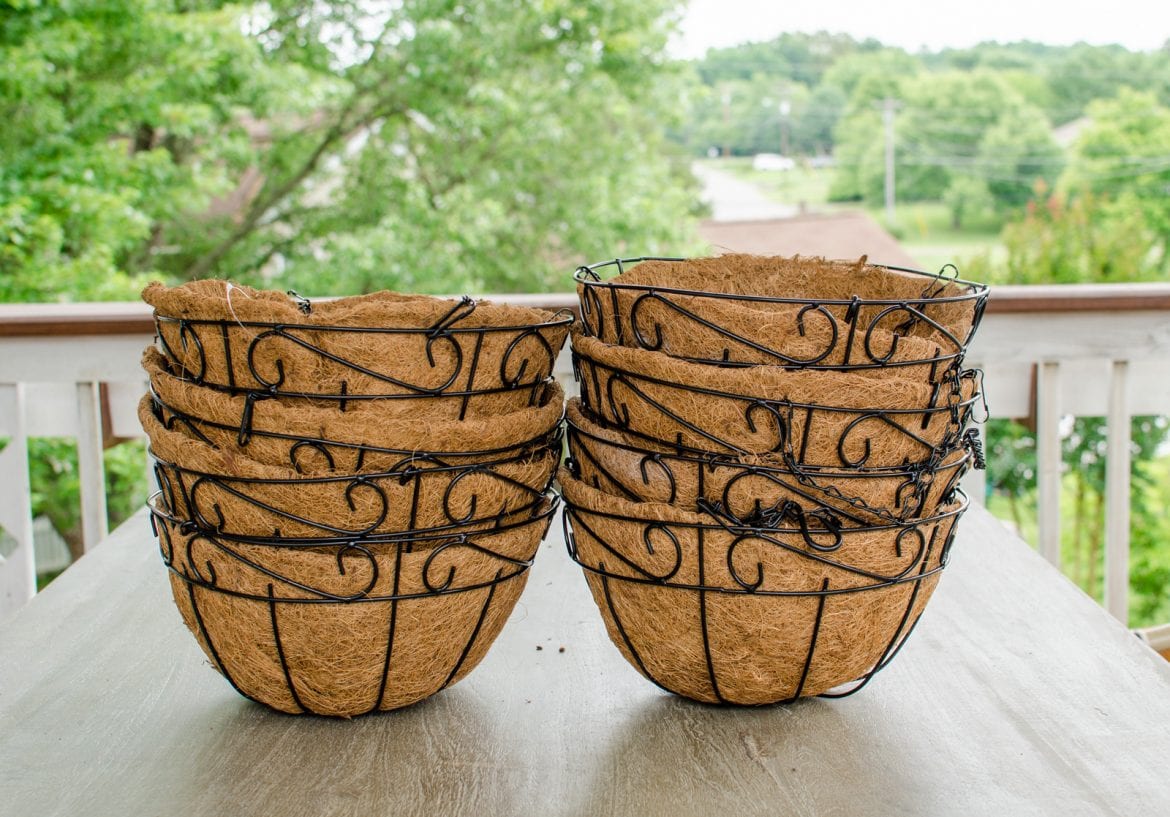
left=0, top=0, right=701, bottom=301
left=829, top=71, right=1062, bottom=209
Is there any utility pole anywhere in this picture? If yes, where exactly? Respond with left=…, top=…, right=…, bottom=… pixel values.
left=880, top=97, right=901, bottom=224
left=721, top=90, right=732, bottom=157
left=779, top=93, right=791, bottom=157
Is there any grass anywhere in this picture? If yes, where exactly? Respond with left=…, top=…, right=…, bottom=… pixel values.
left=701, top=158, right=1005, bottom=276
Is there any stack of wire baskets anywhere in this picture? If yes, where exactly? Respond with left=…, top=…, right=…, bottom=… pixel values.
left=139, top=280, right=571, bottom=716
left=561, top=254, right=989, bottom=705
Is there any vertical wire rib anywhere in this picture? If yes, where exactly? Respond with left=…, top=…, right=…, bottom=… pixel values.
left=458, top=332, right=485, bottom=421
left=186, top=581, right=263, bottom=707
left=790, top=578, right=831, bottom=701
left=374, top=542, right=405, bottom=711
left=441, top=573, right=502, bottom=689
left=696, top=525, right=726, bottom=704
left=267, top=585, right=307, bottom=714
left=598, top=570, right=675, bottom=696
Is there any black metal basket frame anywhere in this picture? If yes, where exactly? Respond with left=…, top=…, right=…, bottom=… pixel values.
left=155, top=295, right=574, bottom=418
left=150, top=436, right=560, bottom=544
left=150, top=494, right=558, bottom=717
left=574, top=257, right=988, bottom=370
left=566, top=409, right=972, bottom=525
left=150, top=493, right=558, bottom=603
left=150, top=386, right=564, bottom=474
left=573, top=347, right=983, bottom=465
left=561, top=488, right=964, bottom=704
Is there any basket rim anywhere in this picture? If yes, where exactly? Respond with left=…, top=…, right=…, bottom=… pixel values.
left=574, top=347, right=983, bottom=417
left=149, top=490, right=560, bottom=549
left=150, top=387, right=565, bottom=468
left=560, top=476, right=970, bottom=535
left=574, top=256, right=988, bottom=305
left=565, top=403, right=971, bottom=478
left=152, top=497, right=556, bottom=604
left=157, top=376, right=558, bottom=404
left=154, top=311, right=576, bottom=334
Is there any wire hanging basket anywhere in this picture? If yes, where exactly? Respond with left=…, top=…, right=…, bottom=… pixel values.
left=575, top=256, right=988, bottom=375
left=146, top=282, right=574, bottom=417
left=560, top=468, right=967, bottom=705
left=566, top=399, right=972, bottom=525
left=145, top=345, right=565, bottom=474
left=572, top=330, right=983, bottom=467
left=150, top=494, right=558, bottom=717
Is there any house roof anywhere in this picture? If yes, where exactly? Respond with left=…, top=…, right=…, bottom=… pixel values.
left=696, top=210, right=920, bottom=270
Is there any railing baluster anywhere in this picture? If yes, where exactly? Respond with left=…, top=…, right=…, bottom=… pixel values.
left=1104, top=360, right=1131, bottom=623
left=0, top=383, right=36, bottom=618
left=1036, top=361, right=1063, bottom=568
left=76, top=381, right=109, bottom=552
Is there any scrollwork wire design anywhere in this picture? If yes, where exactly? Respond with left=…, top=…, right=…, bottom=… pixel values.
left=572, top=347, right=982, bottom=490
left=560, top=474, right=965, bottom=705
left=150, top=443, right=558, bottom=542
left=154, top=296, right=574, bottom=418
left=566, top=411, right=973, bottom=526
left=148, top=493, right=558, bottom=716
left=150, top=386, right=564, bottom=476
left=574, top=257, right=988, bottom=371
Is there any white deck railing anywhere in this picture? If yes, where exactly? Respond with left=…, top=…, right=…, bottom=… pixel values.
left=3, top=285, right=1170, bottom=625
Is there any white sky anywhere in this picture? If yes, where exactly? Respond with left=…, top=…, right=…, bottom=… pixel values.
left=672, top=0, right=1170, bottom=58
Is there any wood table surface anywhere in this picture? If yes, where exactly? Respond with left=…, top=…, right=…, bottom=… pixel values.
left=2, top=503, right=1170, bottom=817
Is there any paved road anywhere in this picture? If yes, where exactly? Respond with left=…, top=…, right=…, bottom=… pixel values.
left=692, top=162, right=797, bottom=222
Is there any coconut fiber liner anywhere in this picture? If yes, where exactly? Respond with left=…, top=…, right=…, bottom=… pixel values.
left=151, top=495, right=557, bottom=717
left=576, top=255, right=987, bottom=372
left=144, top=280, right=572, bottom=414
left=143, top=348, right=564, bottom=474
left=566, top=399, right=969, bottom=525
left=141, top=396, right=557, bottom=539
left=572, top=330, right=982, bottom=466
left=559, top=469, right=966, bottom=705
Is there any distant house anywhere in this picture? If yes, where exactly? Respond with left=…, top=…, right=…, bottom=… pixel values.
left=697, top=210, right=920, bottom=269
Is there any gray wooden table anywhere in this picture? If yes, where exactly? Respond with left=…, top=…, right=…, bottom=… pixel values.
left=3, top=504, right=1170, bottom=817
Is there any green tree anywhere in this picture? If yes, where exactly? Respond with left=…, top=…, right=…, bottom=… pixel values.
left=978, top=107, right=1064, bottom=210
left=696, top=31, right=873, bottom=87
left=942, top=175, right=993, bottom=229
left=0, top=0, right=701, bottom=300
left=792, top=83, right=847, bottom=156
left=831, top=70, right=1060, bottom=210
left=1063, top=89, right=1170, bottom=270
left=0, top=0, right=273, bottom=300
left=820, top=48, right=919, bottom=104
left=1045, top=44, right=1168, bottom=123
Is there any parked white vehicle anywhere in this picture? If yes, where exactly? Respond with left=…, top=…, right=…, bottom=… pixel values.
left=751, top=152, right=796, bottom=171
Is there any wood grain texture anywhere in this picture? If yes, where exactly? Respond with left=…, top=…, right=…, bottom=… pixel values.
left=2, top=505, right=1170, bottom=817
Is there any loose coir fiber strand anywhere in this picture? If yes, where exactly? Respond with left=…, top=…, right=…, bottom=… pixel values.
left=154, top=498, right=555, bottom=717
left=141, top=395, right=557, bottom=539
left=559, top=468, right=965, bottom=704
left=566, top=398, right=969, bottom=525
left=143, top=280, right=571, bottom=413
left=143, top=348, right=565, bottom=473
left=572, top=329, right=980, bottom=465
left=577, top=255, right=984, bottom=372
